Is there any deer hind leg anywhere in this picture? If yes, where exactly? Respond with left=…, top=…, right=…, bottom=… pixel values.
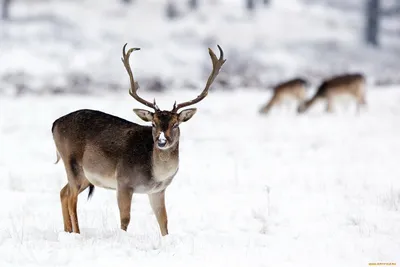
left=63, top=156, right=91, bottom=234
left=68, top=182, right=91, bottom=234
left=60, top=182, right=91, bottom=234
left=296, top=92, right=306, bottom=108
left=60, top=184, right=72, bottom=232
left=117, top=184, right=134, bottom=231
left=148, top=190, right=168, bottom=236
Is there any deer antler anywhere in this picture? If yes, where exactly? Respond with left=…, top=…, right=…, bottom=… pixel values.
left=121, top=43, right=159, bottom=111
left=171, top=45, right=226, bottom=112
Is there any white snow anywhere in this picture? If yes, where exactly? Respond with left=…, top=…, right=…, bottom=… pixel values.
left=0, top=86, right=400, bottom=266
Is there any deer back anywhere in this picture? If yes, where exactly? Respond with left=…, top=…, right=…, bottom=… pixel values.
left=315, top=73, right=366, bottom=97
left=274, top=78, right=308, bottom=99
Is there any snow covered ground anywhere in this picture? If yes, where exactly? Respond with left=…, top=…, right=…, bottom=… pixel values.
left=0, top=86, right=399, bottom=266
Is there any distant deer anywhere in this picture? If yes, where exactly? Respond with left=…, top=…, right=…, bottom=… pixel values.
left=259, top=78, right=308, bottom=114
left=297, top=73, right=366, bottom=114
left=52, top=44, right=226, bottom=236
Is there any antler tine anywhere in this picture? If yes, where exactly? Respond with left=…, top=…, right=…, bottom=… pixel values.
left=172, top=45, right=226, bottom=112
left=121, top=43, right=159, bottom=111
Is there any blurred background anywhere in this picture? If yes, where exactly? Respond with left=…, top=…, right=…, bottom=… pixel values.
left=0, top=0, right=399, bottom=96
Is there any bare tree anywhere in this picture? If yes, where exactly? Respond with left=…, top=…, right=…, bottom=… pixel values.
left=365, top=0, right=380, bottom=47
left=263, top=0, right=270, bottom=6
left=188, top=0, right=198, bottom=10
left=166, top=0, right=179, bottom=20
left=2, top=0, right=11, bottom=20
left=246, top=0, right=255, bottom=11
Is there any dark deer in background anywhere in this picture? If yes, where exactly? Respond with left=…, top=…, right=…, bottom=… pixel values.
left=259, top=78, right=308, bottom=114
left=297, top=73, right=366, bottom=114
left=52, top=44, right=226, bottom=236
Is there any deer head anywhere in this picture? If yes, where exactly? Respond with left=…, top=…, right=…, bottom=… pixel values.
left=121, top=43, right=226, bottom=150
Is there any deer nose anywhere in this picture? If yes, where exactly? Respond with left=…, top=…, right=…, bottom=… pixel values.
left=158, top=139, right=167, bottom=147
left=157, top=132, right=167, bottom=147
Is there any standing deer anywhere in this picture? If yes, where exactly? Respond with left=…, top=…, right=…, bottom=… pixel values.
left=297, top=73, right=366, bottom=114
left=259, top=78, right=308, bottom=114
left=52, top=44, right=226, bottom=236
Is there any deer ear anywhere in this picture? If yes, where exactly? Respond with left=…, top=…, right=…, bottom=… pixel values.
left=178, top=108, right=197, bottom=122
left=133, top=109, right=154, bottom=122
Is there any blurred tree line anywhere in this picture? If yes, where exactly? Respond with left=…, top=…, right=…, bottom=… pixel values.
left=164, top=0, right=271, bottom=19
left=1, top=0, right=271, bottom=21
left=1, top=0, right=400, bottom=48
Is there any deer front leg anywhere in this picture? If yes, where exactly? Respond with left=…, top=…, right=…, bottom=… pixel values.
left=356, top=96, right=366, bottom=115
left=148, top=190, right=168, bottom=236
left=326, top=97, right=334, bottom=113
left=117, top=185, right=134, bottom=231
left=259, top=96, right=279, bottom=114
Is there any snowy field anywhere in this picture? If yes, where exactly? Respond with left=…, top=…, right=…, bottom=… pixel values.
left=0, top=87, right=399, bottom=266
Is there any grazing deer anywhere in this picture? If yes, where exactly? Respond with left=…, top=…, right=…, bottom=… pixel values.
left=52, top=44, right=226, bottom=236
left=259, top=78, right=308, bottom=114
left=297, top=73, right=366, bottom=114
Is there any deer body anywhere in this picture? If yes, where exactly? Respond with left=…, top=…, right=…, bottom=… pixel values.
left=259, top=78, right=308, bottom=114
left=53, top=109, right=176, bottom=192
left=297, top=73, right=366, bottom=114
left=52, top=44, right=225, bottom=236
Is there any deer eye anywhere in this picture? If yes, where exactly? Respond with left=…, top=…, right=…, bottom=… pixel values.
left=173, top=123, right=179, bottom=129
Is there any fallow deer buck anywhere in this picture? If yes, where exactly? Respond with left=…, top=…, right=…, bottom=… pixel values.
left=297, top=73, right=366, bottom=114
left=52, top=43, right=226, bottom=236
left=259, top=78, right=308, bottom=114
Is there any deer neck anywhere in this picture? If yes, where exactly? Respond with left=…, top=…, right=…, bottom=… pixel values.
left=151, top=142, right=179, bottom=182
left=305, top=96, right=318, bottom=109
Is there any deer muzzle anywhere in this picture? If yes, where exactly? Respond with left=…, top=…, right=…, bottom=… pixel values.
left=157, top=132, right=167, bottom=148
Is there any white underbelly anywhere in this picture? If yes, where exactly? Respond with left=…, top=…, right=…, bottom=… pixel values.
left=134, top=179, right=172, bottom=194
left=83, top=168, right=117, bottom=190
left=282, top=94, right=300, bottom=101
left=332, top=93, right=356, bottom=103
